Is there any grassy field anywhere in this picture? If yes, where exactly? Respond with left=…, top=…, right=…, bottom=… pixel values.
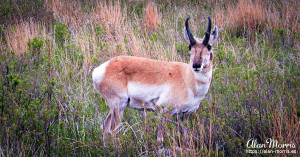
left=0, top=0, right=299, bottom=156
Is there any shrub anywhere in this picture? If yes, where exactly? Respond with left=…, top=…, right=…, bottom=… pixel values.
left=54, top=21, right=71, bottom=47
left=0, top=51, right=58, bottom=156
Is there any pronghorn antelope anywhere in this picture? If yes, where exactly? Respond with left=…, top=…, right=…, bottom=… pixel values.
left=92, top=17, right=218, bottom=145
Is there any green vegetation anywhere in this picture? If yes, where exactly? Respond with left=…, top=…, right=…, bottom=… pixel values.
left=0, top=0, right=299, bottom=156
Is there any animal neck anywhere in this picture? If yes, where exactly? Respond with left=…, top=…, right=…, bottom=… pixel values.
left=188, top=62, right=213, bottom=97
left=193, top=66, right=212, bottom=85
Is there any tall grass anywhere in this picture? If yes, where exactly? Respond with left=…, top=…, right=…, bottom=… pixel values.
left=4, top=19, right=47, bottom=56
left=214, top=0, right=300, bottom=47
left=0, top=0, right=299, bottom=156
left=144, top=1, right=161, bottom=30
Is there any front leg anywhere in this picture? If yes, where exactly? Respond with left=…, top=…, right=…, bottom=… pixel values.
left=157, top=121, right=165, bottom=145
left=157, top=111, right=171, bottom=146
left=180, top=113, right=190, bottom=146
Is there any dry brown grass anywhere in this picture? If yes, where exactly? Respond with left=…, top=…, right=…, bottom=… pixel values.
left=131, top=33, right=149, bottom=58
left=4, top=19, right=47, bottom=56
left=40, top=0, right=169, bottom=64
left=214, top=0, right=266, bottom=31
left=214, top=0, right=300, bottom=34
left=144, top=1, right=161, bottom=30
left=91, top=1, right=129, bottom=58
left=45, top=0, right=129, bottom=67
left=92, top=1, right=125, bottom=32
left=46, top=0, right=85, bottom=29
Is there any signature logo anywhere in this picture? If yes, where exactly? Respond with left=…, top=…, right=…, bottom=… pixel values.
left=246, top=138, right=296, bottom=149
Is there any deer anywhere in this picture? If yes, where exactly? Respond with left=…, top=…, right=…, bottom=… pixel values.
left=92, top=17, right=218, bottom=146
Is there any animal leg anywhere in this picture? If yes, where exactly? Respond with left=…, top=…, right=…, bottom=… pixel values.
left=103, top=109, right=114, bottom=147
left=157, top=112, right=171, bottom=146
left=102, top=97, right=127, bottom=147
left=179, top=114, right=189, bottom=147
left=157, top=121, right=165, bottom=145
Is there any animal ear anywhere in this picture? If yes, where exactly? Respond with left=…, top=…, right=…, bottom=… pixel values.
left=209, top=26, right=218, bottom=45
left=210, top=52, right=214, bottom=61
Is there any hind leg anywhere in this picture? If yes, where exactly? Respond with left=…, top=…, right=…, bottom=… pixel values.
left=102, top=96, right=127, bottom=147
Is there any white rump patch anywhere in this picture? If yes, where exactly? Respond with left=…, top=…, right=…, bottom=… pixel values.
left=92, top=60, right=110, bottom=93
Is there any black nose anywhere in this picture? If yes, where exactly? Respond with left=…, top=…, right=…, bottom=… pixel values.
left=193, top=63, right=201, bottom=69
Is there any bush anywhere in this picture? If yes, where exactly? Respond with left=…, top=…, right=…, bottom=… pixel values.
left=0, top=50, right=58, bottom=156
left=54, top=21, right=71, bottom=47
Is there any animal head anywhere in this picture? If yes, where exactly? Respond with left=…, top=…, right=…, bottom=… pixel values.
left=184, top=17, right=218, bottom=72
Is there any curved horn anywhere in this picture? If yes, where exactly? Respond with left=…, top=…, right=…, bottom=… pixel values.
left=185, top=17, right=196, bottom=45
left=203, top=17, right=212, bottom=45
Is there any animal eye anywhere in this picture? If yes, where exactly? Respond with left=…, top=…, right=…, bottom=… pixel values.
left=207, top=45, right=212, bottom=50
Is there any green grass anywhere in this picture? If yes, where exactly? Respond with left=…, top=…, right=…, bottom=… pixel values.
left=0, top=0, right=299, bottom=156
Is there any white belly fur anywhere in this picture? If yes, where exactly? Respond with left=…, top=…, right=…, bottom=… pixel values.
left=127, top=82, right=202, bottom=114
left=127, top=82, right=170, bottom=109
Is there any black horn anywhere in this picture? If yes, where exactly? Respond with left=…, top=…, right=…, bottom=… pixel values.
left=203, top=17, right=211, bottom=45
left=185, top=17, right=196, bottom=45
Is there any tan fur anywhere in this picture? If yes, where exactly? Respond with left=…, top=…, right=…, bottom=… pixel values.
left=96, top=53, right=213, bottom=146
left=93, top=19, right=218, bottom=146
left=98, top=56, right=201, bottom=106
left=95, top=53, right=213, bottom=146
left=189, top=40, right=212, bottom=71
